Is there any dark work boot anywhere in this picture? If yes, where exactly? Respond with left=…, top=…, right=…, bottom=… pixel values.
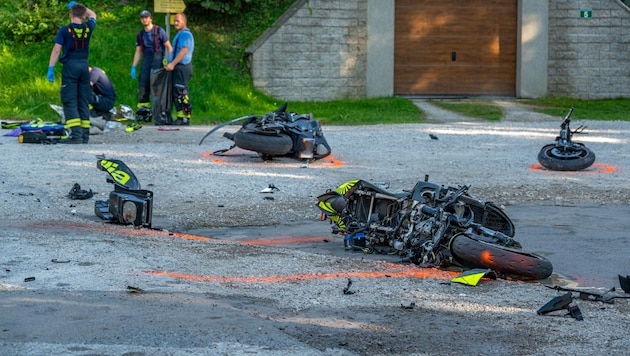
left=82, top=127, right=90, bottom=144
left=172, top=117, right=189, bottom=126
left=58, top=127, right=83, bottom=144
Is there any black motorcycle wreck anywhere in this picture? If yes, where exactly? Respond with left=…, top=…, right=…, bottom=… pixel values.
left=199, top=102, right=332, bottom=161
left=317, top=177, right=553, bottom=280
left=538, top=107, right=595, bottom=171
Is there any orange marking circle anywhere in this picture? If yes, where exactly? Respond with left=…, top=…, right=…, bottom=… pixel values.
left=530, top=162, right=617, bottom=174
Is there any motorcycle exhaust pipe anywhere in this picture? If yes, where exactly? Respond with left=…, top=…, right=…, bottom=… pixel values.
left=299, top=138, right=316, bottom=159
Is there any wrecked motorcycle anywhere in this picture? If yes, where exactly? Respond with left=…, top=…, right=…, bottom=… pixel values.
left=538, top=107, right=595, bottom=171
left=317, top=177, right=553, bottom=280
left=199, top=102, right=332, bottom=161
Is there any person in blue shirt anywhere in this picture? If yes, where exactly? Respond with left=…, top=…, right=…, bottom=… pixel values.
left=131, top=10, right=172, bottom=112
left=165, top=13, right=194, bottom=125
left=47, top=2, right=96, bottom=144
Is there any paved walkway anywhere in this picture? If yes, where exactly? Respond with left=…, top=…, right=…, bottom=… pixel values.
left=412, top=99, right=556, bottom=123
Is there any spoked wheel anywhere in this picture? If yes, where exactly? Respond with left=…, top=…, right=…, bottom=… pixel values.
left=233, top=130, right=293, bottom=157
left=537, top=143, right=595, bottom=171
left=450, top=234, right=553, bottom=280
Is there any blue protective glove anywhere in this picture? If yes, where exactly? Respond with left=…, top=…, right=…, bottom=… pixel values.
left=47, top=66, right=55, bottom=83
left=67, top=1, right=76, bottom=9
left=130, top=66, right=137, bottom=80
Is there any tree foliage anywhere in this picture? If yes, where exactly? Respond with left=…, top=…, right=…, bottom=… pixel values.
left=0, top=0, right=67, bottom=44
left=187, top=0, right=256, bottom=15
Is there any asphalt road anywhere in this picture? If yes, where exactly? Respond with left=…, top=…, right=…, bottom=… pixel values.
left=190, top=203, right=630, bottom=289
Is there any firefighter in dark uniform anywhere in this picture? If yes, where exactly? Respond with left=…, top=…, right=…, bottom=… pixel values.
left=131, top=10, right=172, bottom=113
left=89, top=66, right=116, bottom=120
left=48, top=2, right=97, bottom=144
left=165, top=13, right=194, bottom=125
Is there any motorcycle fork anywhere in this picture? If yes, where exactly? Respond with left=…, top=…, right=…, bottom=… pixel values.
left=422, top=213, right=449, bottom=264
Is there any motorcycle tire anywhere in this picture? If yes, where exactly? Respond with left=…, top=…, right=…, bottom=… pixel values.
left=537, top=143, right=595, bottom=171
left=233, top=130, right=293, bottom=157
left=450, top=234, right=553, bottom=280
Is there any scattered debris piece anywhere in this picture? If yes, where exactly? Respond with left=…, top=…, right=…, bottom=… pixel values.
left=544, top=285, right=627, bottom=304
left=342, top=279, right=355, bottom=295
left=51, top=259, right=70, bottom=263
left=67, top=183, right=93, bottom=200
left=260, top=184, right=280, bottom=193
left=127, top=286, right=145, bottom=293
left=24, top=277, right=35, bottom=282
left=537, top=292, right=583, bottom=321
left=401, top=302, right=416, bottom=309
left=429, top=134, right=439, bottom=140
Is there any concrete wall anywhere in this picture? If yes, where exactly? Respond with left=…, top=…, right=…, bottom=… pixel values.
left=246, top=0, right=368, bottom=101
left=547, top=0, right=630, bottom=99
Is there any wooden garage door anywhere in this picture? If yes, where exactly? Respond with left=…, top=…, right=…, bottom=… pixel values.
left=394, top=0, right=516, bottom=96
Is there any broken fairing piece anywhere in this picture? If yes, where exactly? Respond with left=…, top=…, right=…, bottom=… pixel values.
left=619, top=275, right=630, bottom=293
left=451, top=268, right=497, bottom=286
left=67, top=183, right=94, bottom=200
left=568, top=305, right=583, bottom=321
left=537, top=292, right=573, bottom=316
left=537, top=292, right=583, bottom=320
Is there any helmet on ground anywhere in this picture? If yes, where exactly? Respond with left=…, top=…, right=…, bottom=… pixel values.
left=135, top=107, right=153, bottom=122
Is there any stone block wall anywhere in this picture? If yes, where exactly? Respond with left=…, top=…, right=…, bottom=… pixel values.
left=548, top=0, right=630, bottom=99
left=246, top=0, right=367, bottom=101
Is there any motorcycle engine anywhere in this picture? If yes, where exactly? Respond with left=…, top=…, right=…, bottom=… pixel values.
left=414, top=217, right=436, bottom=240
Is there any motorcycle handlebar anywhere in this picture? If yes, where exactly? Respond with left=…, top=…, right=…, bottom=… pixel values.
left=472, top=223, right=511, bottom=243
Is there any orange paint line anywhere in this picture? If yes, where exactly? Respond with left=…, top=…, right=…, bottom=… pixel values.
left=28, top=221, right=215, bottom=241
left=239, top=236, right=330, bottom=245
left=200, top=151, right=346, bottom=167
left=148, top=267, right=459, bottom=283
left=530, top=162, right=618, bottom=174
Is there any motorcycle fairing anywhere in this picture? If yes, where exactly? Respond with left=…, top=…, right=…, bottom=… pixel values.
left=94, top=156, right=153, bottom=228
left=411, top=181, right=442, bottom=203
left=317, top=180, right=363, bottom=231
left=97, top=158, right=140, bottom=191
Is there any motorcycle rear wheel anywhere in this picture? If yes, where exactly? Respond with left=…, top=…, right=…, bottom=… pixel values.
left=233, top=130, right=293, bottom=157
left=537, top=143, right=595, bottom=171
left=450, top=234, right=553, bottom=280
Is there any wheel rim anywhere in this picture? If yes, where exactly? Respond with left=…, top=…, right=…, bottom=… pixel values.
left=549, top=147, right=588, bottom=160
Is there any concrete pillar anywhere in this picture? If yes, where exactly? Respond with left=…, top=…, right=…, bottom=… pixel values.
left=517, top=0, right=548, bottom=98
left=366, top=0, right=394, bottom=97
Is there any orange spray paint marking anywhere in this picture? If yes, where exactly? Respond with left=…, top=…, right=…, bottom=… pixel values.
left=148, top=266, right=459, bottom=283
left=530, top=162, right=618, bottom=174
left=239, top=236, right=330, bottom=245
left=200, top=151, right=346, bottom=167
left=28, top=221, right=215, bottom=241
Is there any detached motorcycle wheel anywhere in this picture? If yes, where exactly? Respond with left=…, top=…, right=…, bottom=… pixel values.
left=537, top=144, right=595, bottom=171
left=450, top=234, right=553, bottom=280
left=233, top=130, right=293, bottom=157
